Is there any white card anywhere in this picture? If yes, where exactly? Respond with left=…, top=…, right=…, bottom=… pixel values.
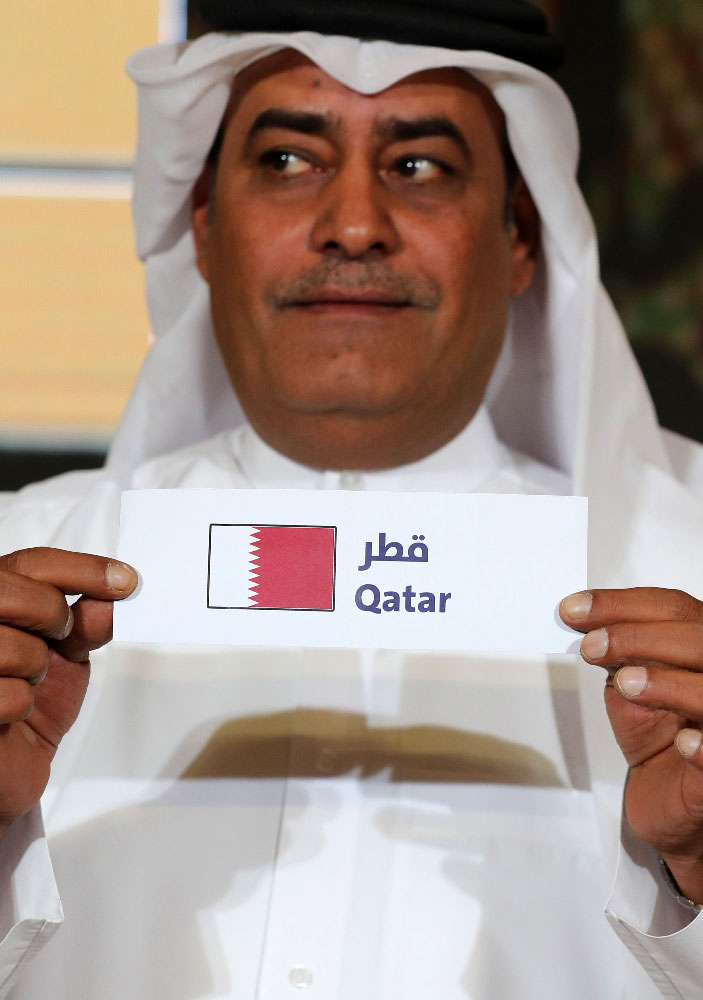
left=114, top=489, right=587, bottom=654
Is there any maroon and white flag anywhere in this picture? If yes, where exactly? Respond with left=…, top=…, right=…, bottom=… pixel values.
left=208, top=524, right=336, bottom=611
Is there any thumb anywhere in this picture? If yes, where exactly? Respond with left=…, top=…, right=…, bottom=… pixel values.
left=51, top=596, right=113, bottom=663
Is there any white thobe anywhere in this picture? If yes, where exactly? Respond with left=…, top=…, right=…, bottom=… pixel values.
left=0, top=409, right=701, bottom=999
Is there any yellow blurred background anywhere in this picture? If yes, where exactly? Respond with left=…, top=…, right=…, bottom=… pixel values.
left=0, top=1, right=182, bottom=452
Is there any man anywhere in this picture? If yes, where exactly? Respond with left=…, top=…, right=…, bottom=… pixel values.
left=0, top=2, right=702, bottom=996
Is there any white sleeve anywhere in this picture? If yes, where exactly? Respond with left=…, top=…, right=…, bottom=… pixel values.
left=605, top=819, right=703, bottom=1000
left=0, top=807, right=63, bottom=999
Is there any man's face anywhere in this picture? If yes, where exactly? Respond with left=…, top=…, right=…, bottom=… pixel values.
left=193, top=51, right=537, bottom=469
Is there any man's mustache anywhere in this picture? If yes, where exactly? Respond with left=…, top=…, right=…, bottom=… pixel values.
left=268, top=257, right=441, bottom=310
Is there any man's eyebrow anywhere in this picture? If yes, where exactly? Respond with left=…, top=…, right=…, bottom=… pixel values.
left=376, top=116, right=473, bottom=162
left=246, top=108, right=334, bottom=141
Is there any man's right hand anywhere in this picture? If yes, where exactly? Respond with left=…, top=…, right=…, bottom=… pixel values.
left=0, top=548, right=137, bottom=837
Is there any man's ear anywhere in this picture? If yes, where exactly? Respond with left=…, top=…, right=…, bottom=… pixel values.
left=509, top=177, right=540, bottom=297
left=192, top=164, right=213, bottom=284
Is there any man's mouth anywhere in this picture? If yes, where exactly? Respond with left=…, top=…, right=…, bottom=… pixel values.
left=284, top=288, right=412, bottom=310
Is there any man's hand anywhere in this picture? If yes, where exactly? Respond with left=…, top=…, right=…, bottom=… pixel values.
left=0, top=548, right=137, bottom=838
left=560, top=587, right=703, bottom=903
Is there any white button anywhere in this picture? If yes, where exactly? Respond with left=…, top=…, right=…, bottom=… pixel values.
left=338, top=470, right=364, bottom=491
left=289, top=966, right=313, bottom=989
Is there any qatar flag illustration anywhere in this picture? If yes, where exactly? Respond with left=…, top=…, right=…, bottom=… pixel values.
left=207, top=524, right=337, bottom=611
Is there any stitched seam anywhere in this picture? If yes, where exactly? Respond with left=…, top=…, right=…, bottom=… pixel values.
left=0, top=919, right=59, bottom=998
left=612, top=918, right=685, bottom=1000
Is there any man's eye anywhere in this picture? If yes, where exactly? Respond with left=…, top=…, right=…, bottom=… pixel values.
left=260, top=150, right=313, bottom=176
left=392, top=157, right=451, bottom=182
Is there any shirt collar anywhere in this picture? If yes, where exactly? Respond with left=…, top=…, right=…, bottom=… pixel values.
left=237, top=406, right=508, bottom=492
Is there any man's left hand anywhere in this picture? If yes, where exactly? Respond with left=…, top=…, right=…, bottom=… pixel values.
left=560, top=587, right=703, bottom=904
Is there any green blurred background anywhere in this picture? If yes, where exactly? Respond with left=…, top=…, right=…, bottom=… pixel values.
left=544, top=0, right=703, bottom=440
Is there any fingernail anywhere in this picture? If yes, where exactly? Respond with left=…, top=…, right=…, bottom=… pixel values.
left=581, top=628, right=609, bottom=660
left=106, top=561, right=137, bottom=592
left=560, top=591, right=593, bottom=622
left=676, top=729, right=703, bottom=760
left=615, top=665, right=648, bottom=698
left=58, top=606, right=74, bottom=640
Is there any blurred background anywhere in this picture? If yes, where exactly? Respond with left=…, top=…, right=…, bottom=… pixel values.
left=1, top=0, right=701, bottom=490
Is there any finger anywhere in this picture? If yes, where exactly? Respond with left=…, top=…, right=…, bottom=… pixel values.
left=579, top=621, right=703, bottom=670
left=0, top=679, right=34, bottom=724
left=0, top=572, right=74, bottom=641
left=560, top=588, right=703, bottom=632
left=612, top=663, right=703, bottom=721
left=0, top=625, right=49, bottom=684
left=604, top=680, right=681, bottom=766
left=0, top=549, right=138, bottom=600
left=676, top=729, right=703, bottom=769
left=52, top=598, right=113, bottom=663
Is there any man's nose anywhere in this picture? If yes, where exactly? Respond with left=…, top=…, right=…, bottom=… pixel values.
left=310, top=164, right=401, bottom=258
